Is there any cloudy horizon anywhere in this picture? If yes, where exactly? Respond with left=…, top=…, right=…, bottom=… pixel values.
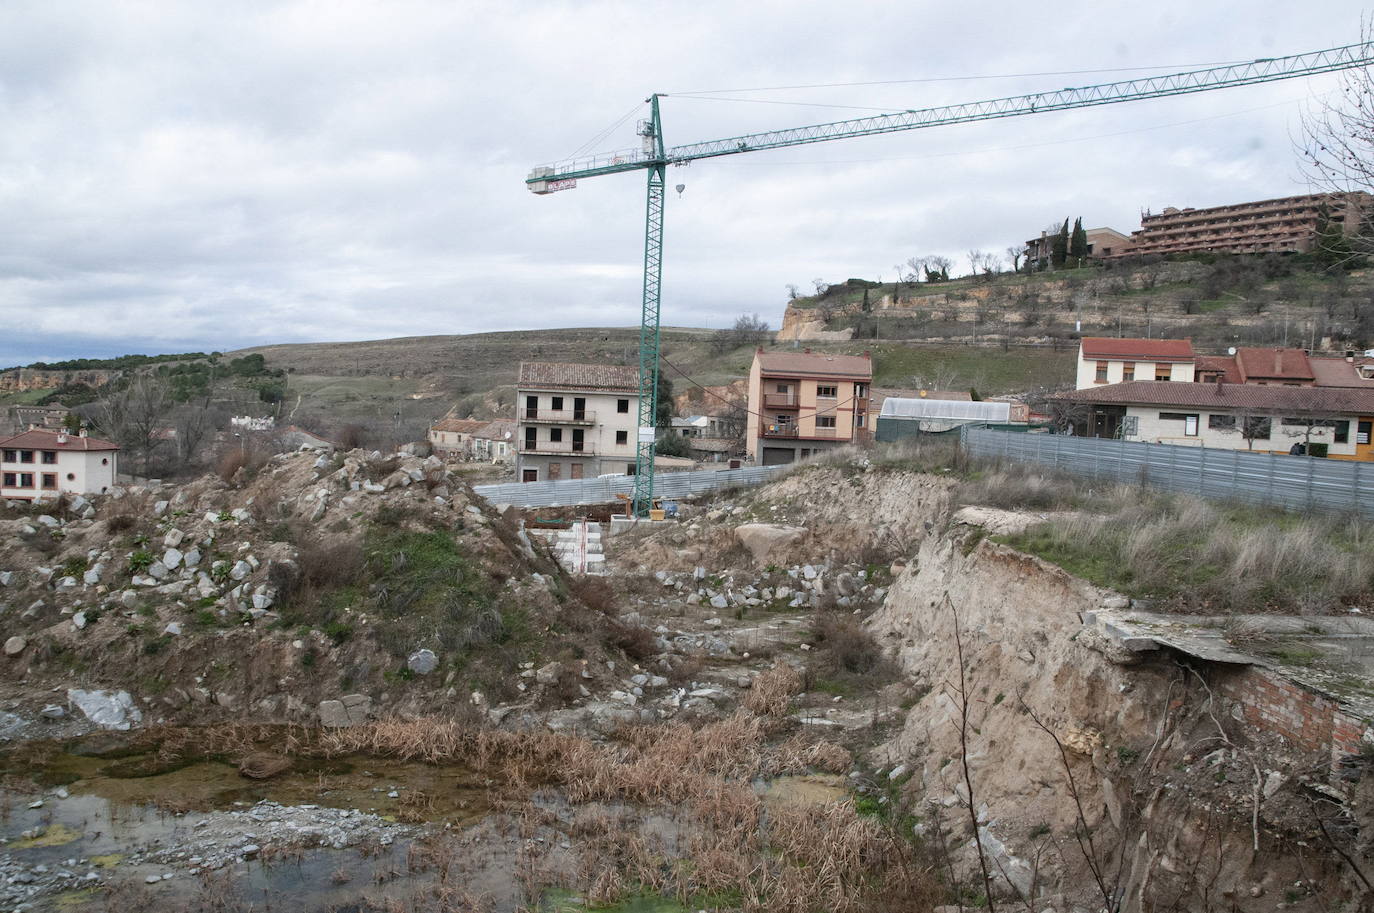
left=1, top=1, right=1367, bottom=367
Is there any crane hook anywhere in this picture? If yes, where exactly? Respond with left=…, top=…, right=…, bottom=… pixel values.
left=675, top=183, right=685, bottom=198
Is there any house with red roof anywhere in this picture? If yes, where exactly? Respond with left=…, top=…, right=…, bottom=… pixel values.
left=515, top=362, right=640, bottom=482
left=0, top=429, right=120, bottom=500
left=747, top=349, right=872, bottom=465
left=1075, top=337, right=1197, bottom=389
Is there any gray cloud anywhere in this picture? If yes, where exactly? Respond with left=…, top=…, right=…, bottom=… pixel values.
left=0, top=0, right=1364, bottom=365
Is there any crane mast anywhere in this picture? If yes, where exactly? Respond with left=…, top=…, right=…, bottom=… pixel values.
left=525, top=41, right=1374, bottom=516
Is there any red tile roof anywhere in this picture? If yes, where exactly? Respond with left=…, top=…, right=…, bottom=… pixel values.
left=0, top=429, right=119, bottom=451
left=432, top=418, right=489, bottom=434
left=518, top=362, right=640, bottom=393
left=1235, top=347, right=1313, bottom=381
left=756, top=351, right=873, bottom=379
left=1309, top=357, right=1374, bottom=389
left=1055, top=381, right=1374, bottom=414
left=1079, top=337, right=1195, bottom=362
left=1193, top=355, right=1241, bottom=383
left=473, top=420, right=516, bottom=441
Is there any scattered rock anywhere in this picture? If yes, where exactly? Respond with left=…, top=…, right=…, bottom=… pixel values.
left=407, top=649, right=438, bottom=675
left=67, top=689, right=142, bottom=730
left=4, top=636, right=26, bottom=656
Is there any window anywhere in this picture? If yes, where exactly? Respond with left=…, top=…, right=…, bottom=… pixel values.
left=1243, top=416, right=1271, bottom=440
left=1334, top=421, right=1350, bottom=444
left=19, top=473, right=33, bottom=488
left=551, top=396, right=564, bottom=411
left=101, top=458, right=109, bottom=465
left=1154, top=367, right=1171, bottom=382
left=856, top=413, right=866, bottom=428
left=41, top=451, right=56, bottom=464
left=1122, top=364, right=1134, bottom=382
left=66, top=472, right=75, bottom=481
left=816, top=385, right=837, bottom=398
left=1095, top=361, right=1108, bottom=383
left=41, top=473, right=56, bottom=490
left=2, top=473, right=14, bottom=487
left=1208, top=414, right=1237, bottom=431
left=1, top=450, right=14, bottom=463
left=817, top=416, right=837, bottom=428
left=19, top=450, right=33, bottom=463
left=854, top=384, right=867, bottom=399
left=1122, top=416, right=1139, bottom=437
left=1185, top=415, right=1198, bottom=436
left=626, top=463, right=636, bottom=475
left=549, top=428, right=563, bottom=443
left=776, top=384, right=788, bottom=394
left=617, top=399, right=629, bottom=413
left=616, top=430, right=628, bottom=445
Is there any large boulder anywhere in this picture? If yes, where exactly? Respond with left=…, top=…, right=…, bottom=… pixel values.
left=318, top=694, right=373, bottom=727
left=734, top=524, right=808, bottom=565
left=68, top=689, right=142, bottom=730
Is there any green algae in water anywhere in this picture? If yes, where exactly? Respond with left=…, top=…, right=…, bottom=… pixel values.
left=8, top=821, right=82, bottom=849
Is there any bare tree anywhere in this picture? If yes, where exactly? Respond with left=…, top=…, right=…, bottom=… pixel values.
left=711, top=313, right=772, bottom=354
left=925, top=256, right=952, bottom=283
left=785, top=283, right=800, bottom=300
left=1298, top=18, right=1374, bottom=265
left=1005, top=243, right=1027, bottom=273
left=97, top=374, right=170, bottom=477
left=171, top=404, right=227, bottom=469
left=812, top=277, right=830, bottom=297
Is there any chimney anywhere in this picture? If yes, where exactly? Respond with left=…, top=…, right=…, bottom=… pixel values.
left=1215, top=376, right=1224, bottom=395
left=1347, top=350, right=1356, bottom=363
left=79, top=428, right=87, bottom=438
left=1274, top=349, right=1283, bottom=374
left=862, top=350, right=871, bottom=359
left=56, top=433, right=67, bottom=444
left=803, top=348, right=811, bottom=354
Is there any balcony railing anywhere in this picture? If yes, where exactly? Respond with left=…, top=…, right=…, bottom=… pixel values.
left=518, top=440, right=597, bottom=455
left=520, top=409, right=596, bottom=424
left=760, top=425, right=849, bottom=440
left=763, top=393, right=797, bottom=408
left=761, top=425, right=798, bottom=439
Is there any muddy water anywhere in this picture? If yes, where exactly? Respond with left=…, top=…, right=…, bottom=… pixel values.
left=1, top=736, right=853, bottom=912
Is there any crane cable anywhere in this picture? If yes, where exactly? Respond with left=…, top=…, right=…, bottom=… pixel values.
left=658, top=351, right=863, bottom=423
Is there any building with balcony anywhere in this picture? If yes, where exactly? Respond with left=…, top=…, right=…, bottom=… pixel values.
left=516, top=362, right=640, bottom=482
left=1108, top=192, right=1372, bottom=258
left=0, top=429, right=119, bottom=501
left=746, top=349, right=872, bottom=465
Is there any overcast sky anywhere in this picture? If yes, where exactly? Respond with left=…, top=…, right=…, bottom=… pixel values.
left=0, top=1, right=1367, bottom=366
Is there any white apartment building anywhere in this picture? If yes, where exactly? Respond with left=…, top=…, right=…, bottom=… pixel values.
left=516, top=363, right=640, bottom=482
left=1075, top=337, right=1197, bottom=389
left=0, top=429, right=120, bottom=500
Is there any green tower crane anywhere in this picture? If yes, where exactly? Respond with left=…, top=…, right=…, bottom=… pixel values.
left=526, top=42, right=1374, bottom=516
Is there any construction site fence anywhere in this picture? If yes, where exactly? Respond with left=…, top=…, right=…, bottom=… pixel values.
left=473, top=465, right=788, bottom=509
left=960, top=425, right=1374, bottom=516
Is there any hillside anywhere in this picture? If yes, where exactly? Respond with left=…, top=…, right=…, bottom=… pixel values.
left=783, top=256, right=1374, bottom=353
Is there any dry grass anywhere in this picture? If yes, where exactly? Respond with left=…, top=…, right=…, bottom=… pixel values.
left=742, top=663, right=804, bottom=716
left=1004, top=495, right=1374, bottom=613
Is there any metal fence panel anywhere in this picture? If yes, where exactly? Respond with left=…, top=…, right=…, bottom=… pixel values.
left=960, top=426, right=1373, bottom=516
left=473, top=465, right=787, bottom=509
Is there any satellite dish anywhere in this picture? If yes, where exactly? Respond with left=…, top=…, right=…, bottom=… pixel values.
left=675, top=183, right=685, bottom=198
left=1227, top=346, right=1237, bottom=355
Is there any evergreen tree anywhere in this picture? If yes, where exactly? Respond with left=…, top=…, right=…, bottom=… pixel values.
left=654, top=369, right=673, bottom=428
left=1051, top=218, right=1069, bottom=269
left=1070, top=217, right=1088, bottom=265
left=1313, top=205, right=1354, bottom=270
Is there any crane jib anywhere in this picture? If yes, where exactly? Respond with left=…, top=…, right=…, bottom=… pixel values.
left=525, top=41, right=1374, bottom=185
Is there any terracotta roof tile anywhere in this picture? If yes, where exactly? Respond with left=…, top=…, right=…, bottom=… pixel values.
left=1235, top=347, right=1312, bottom=381
left=1309, top=357, right=1374, bottom=389
left=518, top=362, right=640, bottom=393
left=755, top=351, right=873, bottom=379
left=0, top=429, right=119, bottom=451
left=473, top=420, right=516, bottom=441
left=432, top=418, right=489, bottom=434
left=1079, top=337, right=1195, bottom=362
left=1193, top=355, right=1241, bottom=383
left=1055, top=381, right=1374, bottom=414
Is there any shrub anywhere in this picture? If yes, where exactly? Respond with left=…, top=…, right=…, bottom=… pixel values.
left=298, top=540, right=364, bottom=591
left=105, top=514, right=137, bottom=534
left=813, top=614, right=884, bottom=676
left=568, top=576, right=618, bottom=614
left=608, top=620, right=658, bottom=660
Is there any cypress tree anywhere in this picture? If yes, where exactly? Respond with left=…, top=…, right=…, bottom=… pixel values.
left=1051, top=218, right=1069, bottom=269
left=1070, top=217, right=1088, bottom=265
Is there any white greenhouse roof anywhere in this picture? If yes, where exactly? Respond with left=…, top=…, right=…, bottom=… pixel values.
left=879, top=398, right=1011, bottom=422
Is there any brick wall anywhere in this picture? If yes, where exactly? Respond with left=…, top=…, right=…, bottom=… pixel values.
left=1214, top=665, right=1369, bottom=767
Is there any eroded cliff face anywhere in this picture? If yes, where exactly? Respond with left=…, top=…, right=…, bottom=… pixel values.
left=869, top=517, right=1361, bottom=911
